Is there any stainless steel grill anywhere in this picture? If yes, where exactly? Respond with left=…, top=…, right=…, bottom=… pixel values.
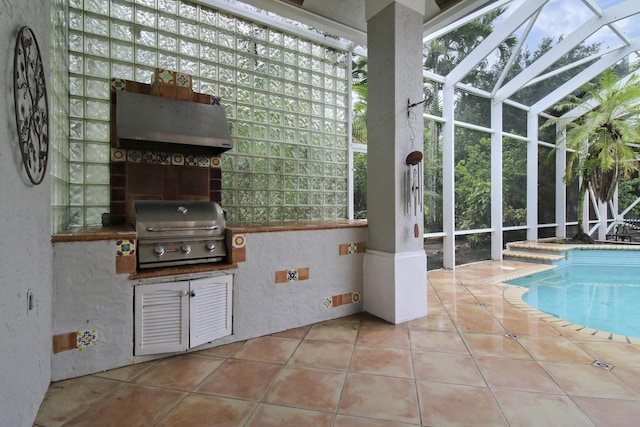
left=135, top=200, right=226, bottom=269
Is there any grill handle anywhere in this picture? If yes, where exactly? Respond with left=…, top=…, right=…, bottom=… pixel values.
left=146, top=225, right=219, bottom=232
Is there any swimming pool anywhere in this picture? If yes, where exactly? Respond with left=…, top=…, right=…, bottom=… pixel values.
left=509, top=263, right=640, bottom=338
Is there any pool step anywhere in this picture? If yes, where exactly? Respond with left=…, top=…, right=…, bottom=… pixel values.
left=503, top=250, right=566, bottom=263
left=503, top=241, right=571, bottom=264
left=507, top=242, right=570, bottom=254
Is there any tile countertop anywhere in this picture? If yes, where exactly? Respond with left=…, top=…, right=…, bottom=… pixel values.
left=51, top=220, right=368, bottom=242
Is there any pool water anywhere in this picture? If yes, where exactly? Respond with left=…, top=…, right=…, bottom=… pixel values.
left=509, top=265, right=640, bottom=338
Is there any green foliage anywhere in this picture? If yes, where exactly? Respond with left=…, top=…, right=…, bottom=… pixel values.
left=353, top=152, right=367, bottom=218
left=454, top=132, right=491, bottom=231
left=618, top=174, right=640, bottom=217
left=351, top=55, right=368, bottom=145
left=559, top=69, right=640, bottom=201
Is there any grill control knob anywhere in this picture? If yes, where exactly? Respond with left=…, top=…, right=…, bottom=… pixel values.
left=153, top=245, right=165, bottom=256
left=181, top=244, right=191, bottom=254
left=205, top=242, right=216, bottom=252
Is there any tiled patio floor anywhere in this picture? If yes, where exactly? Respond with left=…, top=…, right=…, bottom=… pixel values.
left=35, top=260, right=640, bottom=426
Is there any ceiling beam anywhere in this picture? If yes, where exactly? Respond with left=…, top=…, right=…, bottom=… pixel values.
left=495, top=0, right=640, bottom=102
left=532, top=38, right=640, bottom=115
left=214, top=0, right=367, bottom=45
left=445, top=0, right=548, bottom=86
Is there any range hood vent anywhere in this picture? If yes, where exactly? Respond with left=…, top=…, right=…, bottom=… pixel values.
left=115, top=91, right=233, bottom=155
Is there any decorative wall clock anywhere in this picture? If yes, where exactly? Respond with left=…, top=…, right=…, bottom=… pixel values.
left=14, top=26, right=49, bottom=185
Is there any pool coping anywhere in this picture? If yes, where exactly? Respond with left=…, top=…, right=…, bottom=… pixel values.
left=493, top=243, right=640, bottom=345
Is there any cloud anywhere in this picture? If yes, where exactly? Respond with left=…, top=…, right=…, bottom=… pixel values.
left=508, top=0, right=634, bottom=51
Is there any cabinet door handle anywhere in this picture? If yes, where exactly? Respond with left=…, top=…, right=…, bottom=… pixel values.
left=190, top=290, right=196, bottom=297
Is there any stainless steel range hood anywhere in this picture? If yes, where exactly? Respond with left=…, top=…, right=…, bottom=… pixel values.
left=115, top=91, right=233, bottom=155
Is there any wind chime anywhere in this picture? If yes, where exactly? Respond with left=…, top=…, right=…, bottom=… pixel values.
left=405, top=150, right=423, bottom=238
left=405, top=97, right=425, bottom=238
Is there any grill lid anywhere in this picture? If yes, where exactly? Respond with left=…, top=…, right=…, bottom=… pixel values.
left=135, top=200, right=225, bottom=239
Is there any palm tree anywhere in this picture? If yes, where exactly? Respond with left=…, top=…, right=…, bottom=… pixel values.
left=351, top=55, right=368, bottom=144
left=554, top=68, right=640, bottom=242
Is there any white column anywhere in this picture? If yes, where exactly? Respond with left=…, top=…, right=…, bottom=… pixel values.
left=363, top=0, right=427, bottom=323
left=442, top=85, right=456, bottom=269
left=555, top=123, right=567, bottom=238
left=527, top=111, right=539, bottom=241
left=490, top=99, right=503, bottom=260
left=598, top=200, right=608, bottom=240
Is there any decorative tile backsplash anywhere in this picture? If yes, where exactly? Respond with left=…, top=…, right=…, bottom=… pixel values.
left=77, top=330, right=98, bottom=351
left=275, top=267, right=310, bottom=284
left=339, top=242, right=366, bottom=255
left=111, top=148, right=219, bottom=169
left=116, top=239, right=136, bottom=256
left=323, top=292, right=360, bottom=309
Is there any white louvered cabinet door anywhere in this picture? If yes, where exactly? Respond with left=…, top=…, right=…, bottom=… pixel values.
left=134, top=281, right=189, bottom=356
left=134, top=275, right=233, bottom=356
left=189, top=275, right=233, bottom=348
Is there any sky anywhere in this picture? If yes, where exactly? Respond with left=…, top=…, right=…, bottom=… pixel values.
left=503, top=0, right=638, bottom=52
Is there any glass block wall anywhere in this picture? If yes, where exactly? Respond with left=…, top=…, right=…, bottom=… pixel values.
left=51, top=0, right=70, bottom=233
left=67, top=0, right=350, bottom=226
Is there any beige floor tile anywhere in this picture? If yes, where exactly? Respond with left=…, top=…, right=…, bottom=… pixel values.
left=611, top=366, right=640, bottom=391
left=133, top=353, right=225, bottom=391
left=195, top=359, right=282, bottom=400
left=334, top=414, right=420, bottom=426
left=409, top=329, right=469, bottom=354
left=330, top=313, right=364, bottom=324
left=339, top=373, right=420, bottom=425
left=232, top=336, right=300, bottom=363
left=475, top=356, right=563, bottom=393
left=572, top=340, right=640, bottom=367
left=93, top=360, right=159, bottom=382
left=34, top=376, right=122, bottom=427
left=429, top=281, right=463, bottom=294
left=155, top=394, right=256, bottom=427
left=540, top=361, right=640, bottom=400
left=412, top=350, right=485, bottom=386
left=349, top=346, right=413, bottom=378
left=462, top=333, right=532, bottom=359
left=288, top=340, right=354, bottom=370
left=448, top=308, right=508, bottom=334
left=416, top=380, right=508, bottom=427
left=195, top=341, right=244, bottom=358
left=492, top=389, right=596, bottom=427
left=437, top=291, right=479, bottom=305
left=61, top=384, right=186, bottom=427
left=406, top=313, right=457, bottom=331
left=499, top=318, right=562, bottom=337
left=572, top=396, right=640, bottom=427
left=264, top=366, right=346, bottom=412
left=356, top=325, right=410, bottom=348
left=425, top=301, right=448, bottom=315
left=518, top=336, right=595, bottom=363
left=474, top=293, right=514, bottom=306
left=305, top=321, right=360, bottom=343
left=361, top=312, right=398, bottom=327
left=270, top=324, right=312, bottom=339
left=245, top=404, right=335, bottom=427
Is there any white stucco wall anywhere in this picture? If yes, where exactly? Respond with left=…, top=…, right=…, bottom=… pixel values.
left=51, top=226, right=366, bottom=380
left=52, top=240, right=134, bottom=381
left=230, top=227, right=366, bottom=338
left=0, top=1, right=53, bottom=426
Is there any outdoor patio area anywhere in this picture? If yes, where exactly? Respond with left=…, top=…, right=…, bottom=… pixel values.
left=35, top=260, right=640, bottom=427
